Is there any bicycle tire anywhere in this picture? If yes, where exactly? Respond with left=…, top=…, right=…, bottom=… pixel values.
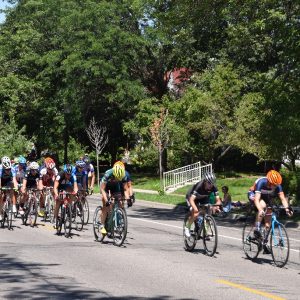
left=64, top=204, right=72, bottom=238
left=82, top=197, right=89, bottom=225
left=242, top=222, right=260, bottom=260
left=183, top=213, right=197, bottom=252
left=56, top=204, right=63, bottom=235
left=202, top=215, right=218, bottom=256
left=93, top=206, right=106, bottom=242
left=28, top=197, right=37, bottom=227
left=113, top=208, right=127, bottom=246
left=270, top=223, right=290, bottom=268
left=6, top=202, right=13, bottom=230
left=73, top=201, right=84, bottom=231
left=43, top=195, right=49, bottom=222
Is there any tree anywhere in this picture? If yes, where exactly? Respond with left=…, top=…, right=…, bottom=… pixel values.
left=86, top=117, right=108, bottom=186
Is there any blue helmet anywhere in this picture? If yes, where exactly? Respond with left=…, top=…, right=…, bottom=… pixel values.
left=18, top=156, right=27, bottom=165
left=63, top=164, right=73, bottom=174
left=76, top=160, right=86, bottom=168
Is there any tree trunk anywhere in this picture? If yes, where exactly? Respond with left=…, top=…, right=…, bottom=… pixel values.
left=96, top=152, right=100, bottom=187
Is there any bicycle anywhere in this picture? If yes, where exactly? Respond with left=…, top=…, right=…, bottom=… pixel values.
left=56, top=191, right=74, bottom=238
left=0, top=187, right=15, bottom=230
left=93, top=194, right=128, bottom=246
left=242, top=205, right=291, bottom=268
left=71, top=193, right=84, bottom=231
left=79, top=191, right=89, bottom=225
left=43, top=187, right=55, bottom=222
left=22, top=188, right=39, bottom=227
left=183, top=204, right=219, bottom=256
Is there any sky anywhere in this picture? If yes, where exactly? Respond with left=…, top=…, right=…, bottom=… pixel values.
left=0, top=0, right=11, bottom=24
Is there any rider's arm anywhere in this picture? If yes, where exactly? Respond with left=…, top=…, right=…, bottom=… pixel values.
left=12, top=176, right=18, bottom=189
left=100, top=182, right=108, bottom=203
left=21, top=178, right=27, bottom=193
left=38, top=178, right=44, bottom=191
left=278, top=192, right=292, bottom=216
left=189, top=194, right=198, bottom=212
left=254, top=192, right=264, bottom=215
left=90, top=171, right=95, bottom=190
left=215, top=195, right=222, bottom=206
left=53, top=179, right=59, bottom=199
left=73, top=181, right=78, bottom=194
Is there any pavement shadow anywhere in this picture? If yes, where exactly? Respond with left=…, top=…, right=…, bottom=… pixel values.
left=130, top=205, right=186, bottom=221
left=0, top=254, right=109, bottom=299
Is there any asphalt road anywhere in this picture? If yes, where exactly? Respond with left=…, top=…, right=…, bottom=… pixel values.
left=0, top=195, right=299, bottom=300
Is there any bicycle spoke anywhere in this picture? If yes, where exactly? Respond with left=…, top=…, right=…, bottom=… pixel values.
left=183, top=214, right=197, bottom=252
left=242, top=222, right=261, bottom=260
left=271, top=223, right=289, bottom=268
left=203, top=215, right=218, bottom=256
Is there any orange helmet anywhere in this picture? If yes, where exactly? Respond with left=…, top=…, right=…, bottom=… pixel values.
left=267, top=170, right=282, bottom=185
left=45, top=157, right=55, bottom=169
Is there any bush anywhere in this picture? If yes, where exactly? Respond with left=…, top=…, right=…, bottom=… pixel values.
left=281, top=168, right=300, bottom=205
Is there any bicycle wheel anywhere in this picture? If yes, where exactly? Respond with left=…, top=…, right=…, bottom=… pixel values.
left=82, top=197, right=89, bottom=225
left=202, top=215, right=218, bottom=256
left=113, top=208, right=127, bottom=246
left=28, top=197, right=37, bottom=227
left=183, top=213, right=197, bottom=252
left=64, top=205, right=72, bottom=238
left=56, top=204, right=63, bottom=235
left=270, top=223, right=289, bottom=268
left=242, top=222, right=260, bottom=260
left=93, top=206, right=106, bottom=242
left=43, top=195, right=50, bottom=222
left=73, top=201, right=84, bottom=231
left=6, top=202, right=13, bottom=230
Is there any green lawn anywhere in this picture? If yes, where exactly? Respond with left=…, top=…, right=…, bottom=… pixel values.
left=133, top=173, right=259, bottom=201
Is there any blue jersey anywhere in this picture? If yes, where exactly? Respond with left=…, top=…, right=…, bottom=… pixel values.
left=0, top=166, right=16, bottom=185
left=56, top=171, right=77, bottom=191
left=73, top=167, right=86, bottom=186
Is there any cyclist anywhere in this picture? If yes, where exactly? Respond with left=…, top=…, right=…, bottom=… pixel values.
left=122, top=169, right=135, bottom=207
left=73, top=160, right=87, bottom=192
left=39, top=157, right=58, bottom=217
left=14, top=156, right=27, bottom=187
left=83, top=155, right=95, bottom=194
left=184, top=172, right=222, bottom=238
left=99, top=161, right=130, bottom=234
left=53, top=164, right=78, bottom=226
left=0, top=156, right=18, bottom=220
left=20, top=161, right=41, bottom=215
left=247, top=169, right=292, bottom=253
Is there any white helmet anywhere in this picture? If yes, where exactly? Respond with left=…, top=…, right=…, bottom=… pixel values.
left=1, top=156, right=11, bottom=169
left=29, top=161, right=39, bottom=170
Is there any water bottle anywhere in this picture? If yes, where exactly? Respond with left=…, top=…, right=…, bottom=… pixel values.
left=197, top=215, right=203, bottom=227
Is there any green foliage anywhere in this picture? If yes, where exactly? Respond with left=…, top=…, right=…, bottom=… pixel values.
left=57, top=136, right=88, bottom=165
left=0, top=116, right=32, bottom=157
left=281, top=168, right=300, bottom=205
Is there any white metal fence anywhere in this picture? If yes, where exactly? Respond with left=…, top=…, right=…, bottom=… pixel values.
left=163, top=162, right=212, bottom=193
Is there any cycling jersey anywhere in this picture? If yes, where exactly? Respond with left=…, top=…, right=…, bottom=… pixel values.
left=55, top=171, right=77, bottom=191
left=0, top=167, right=16, bottom=186
left=101, top=168, right=128, bottom=194
left=186, top=180, right=219, bottom=205
left=24, top=170, right=40, bottom=188
left=248, top=177, right=283, bottom=203
left=40, top=167, right=58, bottom=187
left=73, top=167, right=86, bottom=188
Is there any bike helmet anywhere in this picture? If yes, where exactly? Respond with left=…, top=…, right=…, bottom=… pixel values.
left=14, top=157, right=19, bottom=164
left=112, top=161, right=125, bottom=180
left=75, top=160, right=86, bottom=168
left=1, top=156, right=11, bottom=169
left=18, top=156, right=27, bottom=165
left=63, top=164, right=73, bottom=174
left=203, top=172, right=216, bottom=184
left=29, top=161, right=39, bottom=170
left=45, top=157, right=55, bottom=169
left=83, top=155, right=90, bottom=164
left=267, top=170, right=282, bottom=185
